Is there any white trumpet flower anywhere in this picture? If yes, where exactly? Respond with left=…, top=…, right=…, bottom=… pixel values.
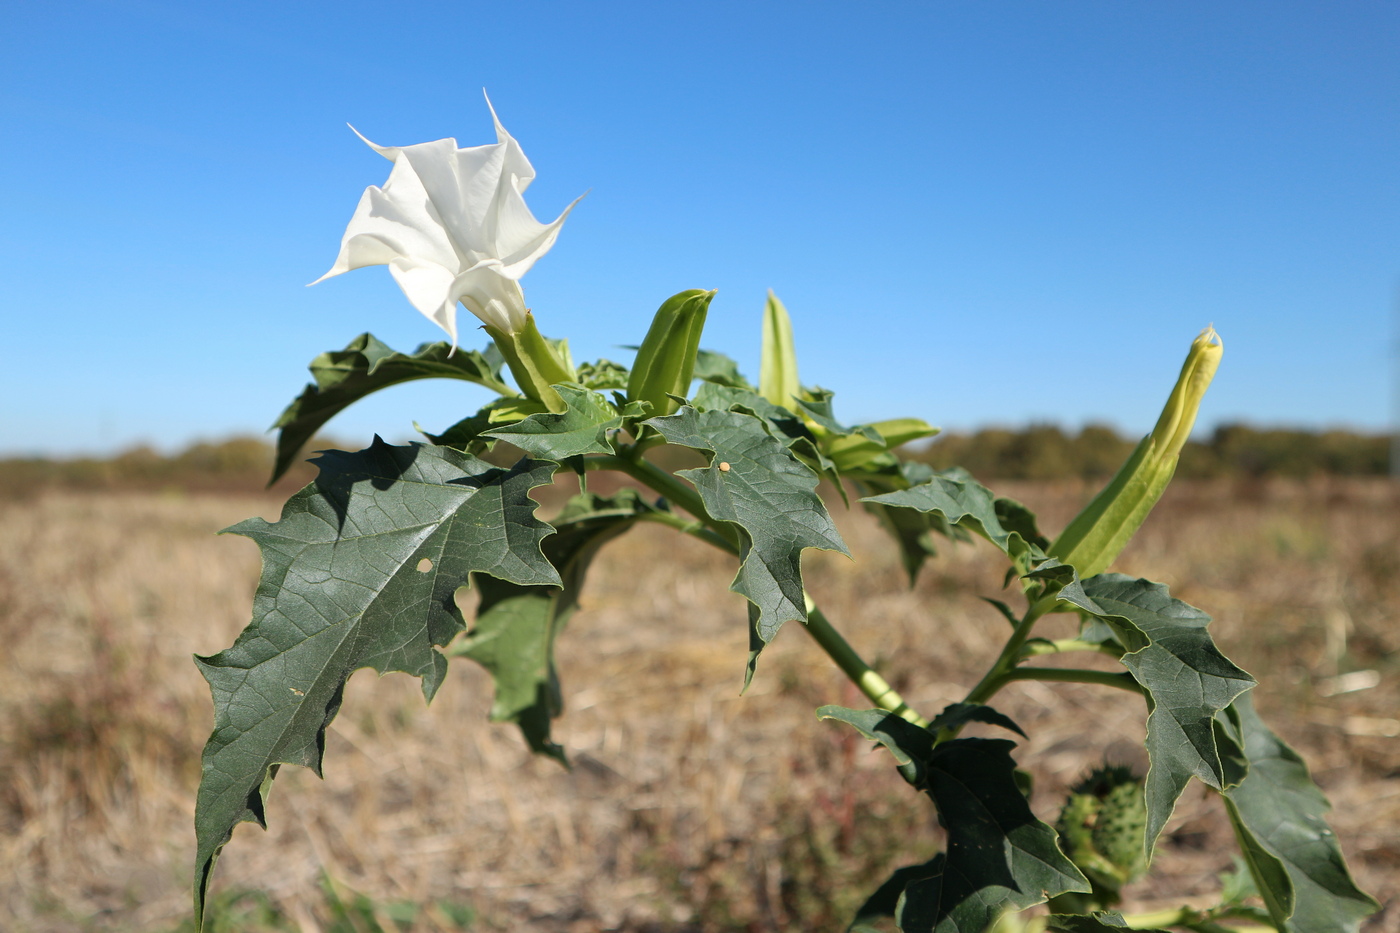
left=313, top=94, right=581, bottom=343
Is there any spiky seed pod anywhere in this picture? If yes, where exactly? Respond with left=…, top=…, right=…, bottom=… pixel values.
left=1055, top=765, right=1149, bottom=897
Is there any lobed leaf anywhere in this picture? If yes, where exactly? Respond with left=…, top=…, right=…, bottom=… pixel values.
left=928, top=702, right=1027, bottom=739
left=852, top=460, right=955, bottom=585
left=454, top=490, right=656, bottom=763
left=270, top=333, right=514, bottom=482
left=1217, top=695, right=1379, bottom=932
left=861, top=468, right=1045, bottom=574
left=692, top=348, right=753, bottom=389
left=1055, top=575, right=1256, bottom=854
left=485, top=384, right=636, bottom=461
left=649, top=406, right=848, bottom=682
left=820, top=708, right=1089, bottom=932
left=193, top=440, right=559, bottom=923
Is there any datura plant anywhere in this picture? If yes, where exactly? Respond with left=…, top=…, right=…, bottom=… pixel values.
left=194, top=100, right=1378, bottom=933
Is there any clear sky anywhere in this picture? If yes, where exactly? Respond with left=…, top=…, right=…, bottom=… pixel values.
left=2, top=1, right=1396, bottom=456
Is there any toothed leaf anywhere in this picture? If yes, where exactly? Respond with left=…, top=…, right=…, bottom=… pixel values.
left=648, top=407, right=847, bottom=681
left=270, top=333, right=513, bottom=482
left=1055, top=574, right=1255, bottom=854
left=455, top=490, right=656, bottom=763
left=1217, top=695, right=1379, bottom=932
left=194, top=440, right=558, bottom=922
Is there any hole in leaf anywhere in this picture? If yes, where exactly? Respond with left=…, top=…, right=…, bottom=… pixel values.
left=417, top=558, right=433, bottom=573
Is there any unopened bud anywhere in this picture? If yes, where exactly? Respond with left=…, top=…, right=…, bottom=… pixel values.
left=760, top=290, right=802, bottom=408
left=626, top=289, right=716, bottom=417
left=1048, top=327, right=1222, bottom=578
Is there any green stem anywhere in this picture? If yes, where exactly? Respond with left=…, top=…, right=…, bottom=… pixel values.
left=1020, top=638, right=1124, bottom=659
left=1119, top=905, right=1276, bottom=931
left=961, top=601, right=1050, bottom=708
left=804, top=595, right=929, bottom=728
left=586, top=447, right=928, bottom=726
left=633, top=510, right=734, bottom=553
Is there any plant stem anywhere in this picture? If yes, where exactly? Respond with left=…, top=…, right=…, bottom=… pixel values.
left=804, top=595, right=929, bottom=728
left=1003, top=667, right=1142, bottom=693
left=961, top=601, right=1049, bottom=707
left=633, top=510, right=735, bottom=553
left=1119, top=905, right=1276, bottom=931
left=1020, top=638, right=1123, bottom=659
left=586, top=448, right=929, bottom=726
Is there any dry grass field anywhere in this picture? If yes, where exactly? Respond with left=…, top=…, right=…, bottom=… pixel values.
left=1, top=476, right=1397, bottom=932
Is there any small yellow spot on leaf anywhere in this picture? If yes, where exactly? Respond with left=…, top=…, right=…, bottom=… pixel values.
left=718, top=462, right=731, bottom=472
left=417, top=557, right=433, bottom=573
left=289, top=687, right=304, bottom=696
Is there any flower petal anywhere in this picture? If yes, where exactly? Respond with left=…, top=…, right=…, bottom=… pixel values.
left=448, top=259, right=528, bottom=334
left=314, top=96, right=581, bottom=340
left=314, top=153, right=460, bottom=283
left=386, top=256, right=460, bottom=344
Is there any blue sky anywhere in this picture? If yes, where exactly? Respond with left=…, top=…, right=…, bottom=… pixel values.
left=1, top=1, right=1396, bottom=456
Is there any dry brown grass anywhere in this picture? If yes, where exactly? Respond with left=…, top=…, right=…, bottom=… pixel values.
left=1, top=478, right=1397, bottom=932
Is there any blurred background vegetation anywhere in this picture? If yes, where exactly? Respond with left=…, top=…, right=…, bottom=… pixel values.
left=915, top=423, right=1394, bottom=481
left=1, top=424, right=1391, bottom=498
left=3, top=425, right=1396, bottom=931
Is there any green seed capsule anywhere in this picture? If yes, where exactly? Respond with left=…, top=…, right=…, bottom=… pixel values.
left=1055, top=765, right=1149, bottom=898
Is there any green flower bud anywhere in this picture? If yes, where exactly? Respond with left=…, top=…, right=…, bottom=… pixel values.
left=626, top=289, right=716, bottom=417
left=1056, top=765, right=1149, bottom=898
left=485, top=313, right=576, bottom=413
left=1048, top=327, right=1222, bottom=578
left=760, top=290, right=802, bottom=408
left=823, top=417, right=940, bottom=473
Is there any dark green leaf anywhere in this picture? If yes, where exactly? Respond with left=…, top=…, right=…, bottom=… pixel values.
left=454, top=574, right=567, bottom=761
left=485, top=384, right=633, bottom=461
left=853, top=460, right=956, bottom=585
left=454, top=490, right=655, bottom=763
left=894, top=739, right=1090, bottom=933
left=862, top=468, right=1044, bottom=573
left=817, top=706, right=934, bottom=785
left=850, top=855, right=944, bottom=932
left=688, top=382, right=850, bottom=500
left=982, top=599, right=1021, bottom=629
left=993, top=497, right=1050, bottom=553
left=648, top=407, right=848, bottom=680
left=270, top=334, right=514, bottom=482
left=193, top=440, right=559, bottom=923
left=928, top=703, right=1026, bottom=739
left=692, top=349, right=753, bottom=389
left=1218, top=695, right=1379, bottom=932
left=691, top=382, right=816, bottom=449
left=796, top=389, right=883, bottom=445
left=1056, top=575, right=1256, bottom=853
left=575, top=358, right=630, bottom=390
left=422, top=397, right=549, bottom=456
left=819, top=708, right=1089, bottom=932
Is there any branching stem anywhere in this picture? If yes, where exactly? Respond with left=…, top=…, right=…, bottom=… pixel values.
left=1019, top=638, right=1122, bottom=659
left=960, top=601, right=1050, bottom=708
left=1119, top=905, right=1276, bottom=931
left=585, top=447, right=929, bottom=726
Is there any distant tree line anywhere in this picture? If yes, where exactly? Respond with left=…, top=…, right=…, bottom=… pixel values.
left=912, top=423, right=1394, bottom=481
left=0, top=425, right=1392, bottom=497
left=0, top=437, right=305, bottom=497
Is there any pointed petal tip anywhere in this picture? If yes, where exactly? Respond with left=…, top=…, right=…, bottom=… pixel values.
left=482, top=90, right=509, bottom=141
left=347, top=123, right=395, bottom=160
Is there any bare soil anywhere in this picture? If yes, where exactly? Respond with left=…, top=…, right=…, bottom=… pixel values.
left=1, top=478, right=1396, bottom=931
